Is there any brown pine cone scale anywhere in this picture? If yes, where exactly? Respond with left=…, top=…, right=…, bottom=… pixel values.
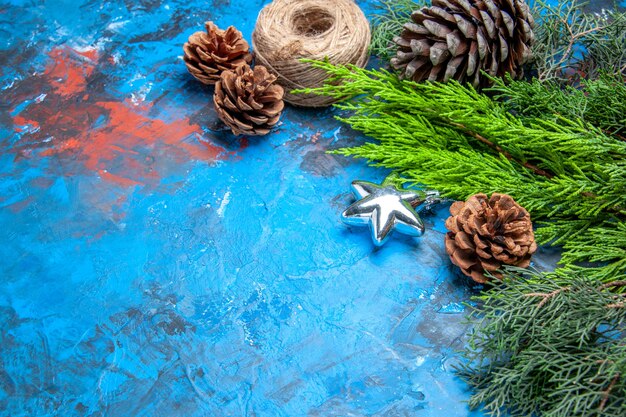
left=183, top=21, right=253, bottom=85
left=444, top=193, right=537, bottom=283
left=391, top=0, right=535, bottom=87
left=214, top=64, right=284, bottom=136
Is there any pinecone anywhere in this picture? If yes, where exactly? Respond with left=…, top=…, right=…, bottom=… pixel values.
left=183, top=21, right=253, bottom=85
left=391, top=0, right=535, bottom=87
left=444, top=193, right=537, bottom=283
left=213, top=64, right=285, bottom=136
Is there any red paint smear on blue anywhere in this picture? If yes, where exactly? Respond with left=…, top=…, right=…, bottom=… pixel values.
left=11, top=46, right=226, bottom=188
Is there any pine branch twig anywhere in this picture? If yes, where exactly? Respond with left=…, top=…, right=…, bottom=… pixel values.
left=525, top=287, right=569, bottom=308
left=600, top=373, right=621, bottom=411
left=448, top=121, right=555, bottom=178
left=551, top=18, right=607, bottom=77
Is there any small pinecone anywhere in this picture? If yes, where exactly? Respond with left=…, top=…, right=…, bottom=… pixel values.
left=213, top=64, right=284, bottom=136
left=183, top=21, right=253, bottom=85
left=444, top=193, right=537, bottom=283
left=391, top=0, right=535, bottom=87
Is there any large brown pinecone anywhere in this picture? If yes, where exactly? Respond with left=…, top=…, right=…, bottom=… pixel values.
left=444, top=193, right=537, bottom=283
left=214, top=64, right=284, bottom=136
left=391, top=0, right=535, bottom=87
left=183, top=21, right=253, bottom=85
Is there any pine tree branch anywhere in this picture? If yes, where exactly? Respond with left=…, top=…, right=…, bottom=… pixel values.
left=457, top=271, right=626, bottom=417
left=297, top=61, right=626, bottom=285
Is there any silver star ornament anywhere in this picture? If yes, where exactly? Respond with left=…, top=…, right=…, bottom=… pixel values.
left=341, top=180, right=431, bottom=246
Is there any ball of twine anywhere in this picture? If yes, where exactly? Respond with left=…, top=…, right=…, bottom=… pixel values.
left=252, top=0, right=370, bottom=107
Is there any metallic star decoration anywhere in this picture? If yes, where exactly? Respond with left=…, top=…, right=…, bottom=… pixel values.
left=341, top=180, right=427, bottom=246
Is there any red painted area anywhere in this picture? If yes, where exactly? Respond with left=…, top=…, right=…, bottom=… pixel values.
left=45, top=47, right=97, bottom=97
left=10, top=46, right=226, bottom=188
left=99, top=170, right=142, bottom=187
left=12, top=116, right=40, bottom=133
left=94, top=100, right=223, bottom=166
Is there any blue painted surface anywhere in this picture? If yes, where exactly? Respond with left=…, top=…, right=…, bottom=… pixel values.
left=0, top=1, right=622, bottom=416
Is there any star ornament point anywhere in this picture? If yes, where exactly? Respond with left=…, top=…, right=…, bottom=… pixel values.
left=341, top=180, right=426, bottom=246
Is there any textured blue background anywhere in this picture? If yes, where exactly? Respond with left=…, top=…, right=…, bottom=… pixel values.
left=0, top=1, right=622, bottom=416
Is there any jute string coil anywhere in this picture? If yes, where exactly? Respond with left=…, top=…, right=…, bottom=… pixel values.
left=252, top=0, right=371, bottom=107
